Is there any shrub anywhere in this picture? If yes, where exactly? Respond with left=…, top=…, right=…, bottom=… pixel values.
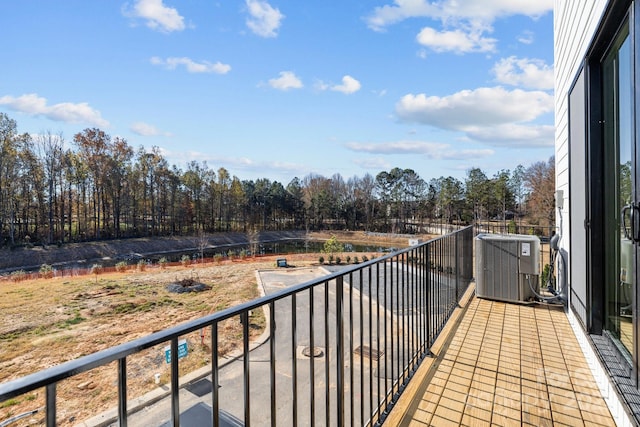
left=115, top=261, right=128, bottom=272
left=39, top=264, right=54, bottom=279
left=319, top=256, right=325, bottom=264
left=239, top=249, right=247, bottom=259
left=353, top=256, right=359, bottom=264
left=10, top=270, right=26, bottom=282
left=137, top=259, right=146, bottom=271
left=542, top=264, right=553, bottom=289
left=159, top=257, right=168, bottom=269
left=90, top=264, right=103, bottom=275
left=214, top=253, right=223, bottom=264
left=335, top=256, right=341, bottom=265
left=361, top=255, right=368, bottom=262
left=180, top=254, right=190, bottom=266
left=323, top=235, right=344, bottom=255
left=328, top=254, right=334, bottom=265
left=345, top=255, right=351, bottom=264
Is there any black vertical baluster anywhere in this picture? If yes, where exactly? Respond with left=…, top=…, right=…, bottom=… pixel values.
left=242, top=312, right=250, bottom=427
left=212, top=323, right=219, bottom=427
left=324, top=281, right=330, bottom=427
left=170, top=337, right=179, bottom=427
left=291, top=294, right=297, bottom=427
left=270, top=302, right=276, bottom=427
left=349, top=271, right=354, bottom=427
left=396, top=254, right=400, bottom=390
left=309, top=288, right=315, bottom=427
left=359, top=269, right=364, bottom=425
left=402, top=252, right=406, bottom=380
left=46, top=383, right=56, bottom=427
left=376, top=261, right=381, bottom=421
left=428, top=242, right=432, bottom=343
left=336, top=276, right=344, bottom=427
left=118, top=358, right=127, bottom=427
left=367, top=265, right=373, bottom=425
left=383, top=260, right=389, bottom=414
left=389, top=257, right=395, bottom=400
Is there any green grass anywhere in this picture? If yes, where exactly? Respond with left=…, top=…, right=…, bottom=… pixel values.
left=0, top=398, right=19, bottom=408
left=63, top=313, right=85, bottom=326
left=113, top=297, right=179, bottom=314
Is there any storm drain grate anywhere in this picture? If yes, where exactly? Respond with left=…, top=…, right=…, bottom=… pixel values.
left=302, top=346, right=324, bottom=358
left=354, top=345, right=384, bottom=361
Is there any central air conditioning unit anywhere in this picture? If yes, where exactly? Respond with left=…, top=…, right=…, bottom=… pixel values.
left=475, top=233, right=540, bottom=303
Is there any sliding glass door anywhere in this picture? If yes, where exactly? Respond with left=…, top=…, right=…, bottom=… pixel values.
left=602, top=23, right=634, bottom=358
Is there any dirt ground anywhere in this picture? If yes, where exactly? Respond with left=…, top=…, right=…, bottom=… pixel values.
left=0, top=231, right=425, bottom=426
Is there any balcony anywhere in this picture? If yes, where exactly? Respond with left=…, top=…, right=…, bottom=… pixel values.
left=0, top=226, right=617, bottom=426
left=386, top=289, right=615, bottom=426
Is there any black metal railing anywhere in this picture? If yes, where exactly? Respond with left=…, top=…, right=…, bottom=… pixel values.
left=0, top=226, right=474, bottom=427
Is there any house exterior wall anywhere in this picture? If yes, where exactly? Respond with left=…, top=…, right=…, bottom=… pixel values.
left=554, top=0, right=607, bottom=284
left=554, top=2, right=636, bottom=425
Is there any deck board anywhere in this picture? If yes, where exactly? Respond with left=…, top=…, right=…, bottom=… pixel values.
left=388, top=295, right=616, bottom=426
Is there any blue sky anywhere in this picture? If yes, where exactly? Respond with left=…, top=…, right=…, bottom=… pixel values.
left=1, top=0, right=554, bottom=184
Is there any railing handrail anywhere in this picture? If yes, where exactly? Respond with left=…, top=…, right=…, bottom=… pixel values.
left=0, top=225, right=475, bottom=426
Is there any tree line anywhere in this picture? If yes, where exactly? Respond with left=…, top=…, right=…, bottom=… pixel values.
left=0, top=113, right=555, bottom=247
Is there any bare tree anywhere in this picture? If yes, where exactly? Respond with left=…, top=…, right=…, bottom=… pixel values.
left=525, top=156, right=556, bottom=226
left=34, top=131, right=65, bottom=244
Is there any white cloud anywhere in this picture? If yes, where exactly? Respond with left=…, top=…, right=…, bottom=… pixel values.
left=366, top=0, right=551, bottom=58
left=518, top=30, right=534, bottom=44
left=268, top=71, right=303, bottom=90
left=394, top=86, right=554, bottom=147
left=245, top=0, right=284, bottom=38
left=346, top=140, right=449, bottom=154
left=150, top=56, right=231, bottom=74
left=465, top=123, right=555, bottom=147
left=395, top=86, right=553, bottom=130
left=365, top=0, right=552, bottom=32
left=440, top=148, right=495, bottom=160
left=416, top=27, right=496, bottom=54
left=123, top=0, right=185, bottom=33
left=317, top=75, right=362, bottom=94
left=130, top=121, right=172, bottom=137
left=331, top=75, right=361, bottom=94
left=0, top=93, right=109, bottom=127
left=163, top=148, right=309, bottom=178
left=346, top=140, right=494, bottom=160
left=365, top=0, right=439, bottom=31
left=352, top=157, right=391, bottom=170
left=492, top=56, right=553, bottom=90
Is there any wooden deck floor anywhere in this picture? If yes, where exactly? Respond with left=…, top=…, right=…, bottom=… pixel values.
left=388, top=292, right=616, bottom=426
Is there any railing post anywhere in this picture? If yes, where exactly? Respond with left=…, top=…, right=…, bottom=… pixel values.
left=46, top=383, right=56, bottom=427
left=455, top=231, right=460, bottom=301
left=292, top=294, right=298, bottom=426
left=170, top=337, right=180, bottom=427
left=324, top=281, right=330, bottom=427
left=242, top=311, right=251, bottom=427
left=212, top=324, right=219, bottom=427
left=336, top=276, right=344, bottom=427
left=118, top=358, right=127, bottom=427
left=269, top=302, right=276, bottom=427
left=309, top=288, right=315, bottom=427
left=425, top=244, right=431, bottom=349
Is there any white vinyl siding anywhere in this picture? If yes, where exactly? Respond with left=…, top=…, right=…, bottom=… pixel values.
left=554, top=0, right=607, bottom=293
left=554, top=3, right=636, bottom=425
